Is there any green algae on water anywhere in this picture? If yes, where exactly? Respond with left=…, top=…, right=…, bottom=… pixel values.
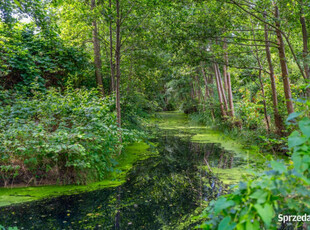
left=0, top=142, right=157, bottom=207
left=155, top=112, right=265, bottom=185
left=201, top=166, right=250, bottom=185
left=156, top=112, right=261, bottom=157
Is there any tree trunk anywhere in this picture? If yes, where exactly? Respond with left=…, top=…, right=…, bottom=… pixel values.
left=264, top=11, right=284, bottom=135
left=201, top=64, right=215, bottom=119
left=223, top=41, right=228, bottom=93
left=193, top=74, right=203, bottom=111
left=214, top=63, right=227, bottom=117
left=223, top=65, right=228, bottom=93
left=201, top=66, right=210, bottom=99
left=226, top=72, right=234, bottom=117
left=115, top=0, right=121, bottom=129
left=192, top=75, right=198, bottom=99
left=300, top=2, right=310, bottom=80
left=223, top=40, right=234, bottom=117
left=214, top=40, right=228, bottom=115
left=208, top=72, right=215, bottom=120
left=109, top=0, right=115, bottom=92
left=274, top=5, right=294, bottom=114
left=215, top=63, right=229, bottom=114
left=258, top=69, right=270, bottom=131
left=91, top=0, right=104, bottom=96
left=250, top=18, right=269, bottom=131
left=194, top=75, right=202, bottom=102
left=208, top=74, right=214, bottom=96
left=209, top=74, right=216, bottom=120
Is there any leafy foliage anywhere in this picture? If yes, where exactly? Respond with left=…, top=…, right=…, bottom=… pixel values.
left=0, top=87, right=141, bottom=185
left=200, top=117, right=310, bottom=229
left=0, top=23, right=90, bottom=89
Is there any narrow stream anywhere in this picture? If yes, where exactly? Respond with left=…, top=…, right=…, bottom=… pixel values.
left=0, top=129, right=248, bottom=229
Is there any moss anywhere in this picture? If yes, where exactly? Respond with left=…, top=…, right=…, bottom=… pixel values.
left=0, top=142, right=157, bottom=207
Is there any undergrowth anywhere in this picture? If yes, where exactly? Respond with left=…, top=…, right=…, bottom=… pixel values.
left=0, top=87, right=143, bottom=186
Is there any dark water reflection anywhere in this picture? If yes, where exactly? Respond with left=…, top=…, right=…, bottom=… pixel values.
left=0, top=135, right=246, bottom=230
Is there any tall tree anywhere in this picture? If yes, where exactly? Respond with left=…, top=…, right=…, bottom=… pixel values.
left=263, top=11, right=284, bottom=134
left=216, top=63, right=229, bottom=114
left=250, top=18, right=270, bottom=131
left=214, top=63, right=227, bottom=117
left=115, top=0, right=121, bottom=128
left=91, top=0, right=104, bottom=96
left=223, top=40, right=234, bottom=117
left=274, top=4, right=294, bottom=114
left=109, top=0, right=115, bottom=92
left=299, top=0, right=310, bottom=80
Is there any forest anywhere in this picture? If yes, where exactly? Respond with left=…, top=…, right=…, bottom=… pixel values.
left=0, top=0, right=310, bottom=229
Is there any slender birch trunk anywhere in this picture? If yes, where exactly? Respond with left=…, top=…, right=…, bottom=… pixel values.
left=264, top=11, right=284, bottom=135
left=223, top=40, right=234, bottom=117
left=214, top=63, right=227, bottom=117
left=274, top=5, right=294, bottom=114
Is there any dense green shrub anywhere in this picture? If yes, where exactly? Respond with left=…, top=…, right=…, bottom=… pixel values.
left=199, top=115, right=310, bottom=229
left=0, top=88, right=140, bottom=185
left=0, top=23, right=90, bottom=89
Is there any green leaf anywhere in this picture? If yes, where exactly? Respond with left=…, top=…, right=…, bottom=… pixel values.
left=218, top=216, right=230, bottom=230
left=250, top=189, right=268, bottom=204
left=246, top=220, right=260, bottom=230
left=299, top=117, right=310, bottom=138
left=218, top=216, right=236, bottom=230
left=254, top=203, right=274, bottom=228
left=270, top=161, right=287, bottom=174
left=249, top=189, right=262, bottom=198
left=288, top=131, right=306, bottom=149
left=292, top=154, right=302, bottom=172
left=214, top=197, right=235, bottom=215
left=286, top=112, right=303, bottom=122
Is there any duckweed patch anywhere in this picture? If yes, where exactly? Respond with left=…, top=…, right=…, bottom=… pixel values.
left=156, top=112, right=262, bottom=160
left=203, top=166, right=250, bottom=185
